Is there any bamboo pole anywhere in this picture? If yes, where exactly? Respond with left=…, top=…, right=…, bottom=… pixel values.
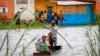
left=44, top=25, right=73, bottom=50
left=57, top=32, right=73, bottom=50
left=26, top=9, right=73, bottom=50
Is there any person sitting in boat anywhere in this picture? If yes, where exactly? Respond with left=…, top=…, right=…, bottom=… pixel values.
left=35, top=35, right=49, bottom=52
left=47, top=32, right=53, bottom=47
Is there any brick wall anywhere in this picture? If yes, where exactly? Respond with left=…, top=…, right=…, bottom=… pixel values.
left=0, top=0, right=14, bottom=20
left=96, top=2, right=100, bottom=14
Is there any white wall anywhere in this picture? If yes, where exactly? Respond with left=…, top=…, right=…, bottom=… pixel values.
left=14, top=0, right=35, bottom=20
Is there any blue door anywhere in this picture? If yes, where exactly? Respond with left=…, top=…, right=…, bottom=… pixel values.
left=47, top=6, right=53, bottom=22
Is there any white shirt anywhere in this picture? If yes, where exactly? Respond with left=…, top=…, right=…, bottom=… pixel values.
left=44, top=13, right=47, bottom=18
left=50, top=26, right=58, bottom=38
left=54, top=16, right=58, bottom=20
left=25, top=17, right=30, bottom=24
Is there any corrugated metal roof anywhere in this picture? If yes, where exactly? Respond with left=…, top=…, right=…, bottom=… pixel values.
left=56, top=1, right=92, bottom=5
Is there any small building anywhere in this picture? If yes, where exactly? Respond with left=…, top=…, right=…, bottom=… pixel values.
left=35, top=0, right=96, bottom=25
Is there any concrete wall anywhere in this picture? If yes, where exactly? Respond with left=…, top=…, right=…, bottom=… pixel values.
left=35, top=0, right=66, bottom=14
left=15, top=0, right=35, bottom=20
left=35, top=0, right=57, bottom=12
left=57, top=5, right=64, bottom=14
left=58, top=5, right=96, bottom=26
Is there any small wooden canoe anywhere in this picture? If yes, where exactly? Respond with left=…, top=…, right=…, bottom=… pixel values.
left=48, top=46, right=61, bottom=51
left=33, top=46, right=61, bottom=56
left=33, top=51, right=50, bottom=56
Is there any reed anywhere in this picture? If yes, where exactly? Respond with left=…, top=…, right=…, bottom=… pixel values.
left=85, top=14, right=100, bottom=56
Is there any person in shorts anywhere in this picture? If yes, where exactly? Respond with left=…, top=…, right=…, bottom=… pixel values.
left=14, top=11, right=20, bottom=31
left=25, top=17, right=30, bottom=30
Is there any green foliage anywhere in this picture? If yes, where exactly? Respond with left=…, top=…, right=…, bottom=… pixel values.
left=19, top=35, right=37, bottom=56
left=96, top=14, right=100, bottom=25
left=85, top=14, right=100, bottom=56
left=0, top=20, right=44, bottom=29
left=10, top=30, right=26, bottom=56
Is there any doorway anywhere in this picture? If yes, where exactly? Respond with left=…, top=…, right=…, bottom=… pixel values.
left=47, top=6, right=53, bottom=14
left=47, top=6, right=53, bottom=22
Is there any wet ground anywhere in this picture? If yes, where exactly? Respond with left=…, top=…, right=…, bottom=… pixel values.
left=0, top=26, right=98, bottom=56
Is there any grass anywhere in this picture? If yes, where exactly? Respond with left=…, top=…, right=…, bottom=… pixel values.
left=0, top=20, right=45, bottom=30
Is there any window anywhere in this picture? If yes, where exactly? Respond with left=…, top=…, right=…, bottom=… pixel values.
left=64, top=5, right=86, bottom=14
left=64, top=6, right=71, bottom=14
left=97, top=0, right=100, bottom=2
left=16, top=0, right=28, bottom=4
left=47, top=6, right=53, bottom=14
left=0, top=7, right=8, bottom=13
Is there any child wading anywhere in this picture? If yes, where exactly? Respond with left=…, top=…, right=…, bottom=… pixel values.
left=50, top=21, right=58, bottom=46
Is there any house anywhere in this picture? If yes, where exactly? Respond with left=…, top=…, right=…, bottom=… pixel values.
left=35, top=0, right=96, bottom=25
left=49, top=0, right=100, bottom=14
left=0, top=0, right=14, bottom=20
left=78, top=0, right=100, bottom=14
left=0, top=0, right=97, bottom=26
left=15, top=0, right=35, bottom=20
left=0, top=0, right=34, bottom=20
